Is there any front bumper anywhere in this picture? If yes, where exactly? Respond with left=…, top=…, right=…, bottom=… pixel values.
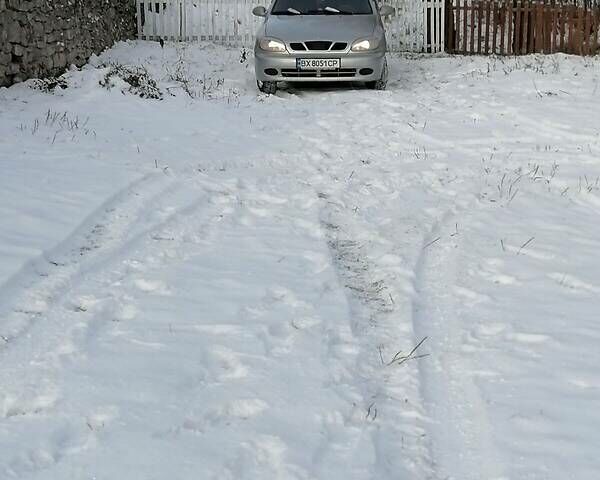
left=254, top=49, right=386, bottom=82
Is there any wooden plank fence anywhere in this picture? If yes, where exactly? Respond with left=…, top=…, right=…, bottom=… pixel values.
left=136, top=0, right=446, bottom=52
left=446, top=0, right=600, bottom=54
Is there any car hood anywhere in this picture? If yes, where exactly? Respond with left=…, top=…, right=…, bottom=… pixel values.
left=264, top=15, right=377, bottom=43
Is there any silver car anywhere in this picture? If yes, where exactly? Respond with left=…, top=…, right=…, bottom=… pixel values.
left=252, top=0, right=393, bottom=94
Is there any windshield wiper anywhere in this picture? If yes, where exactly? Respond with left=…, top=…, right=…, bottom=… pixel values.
left=324, top=6, right=353, bottom=14
left=303, top=9, right=351, bottom=15
left=277, top=6, right=355, bottom=15
left=272, top=8, right=302, bottom=15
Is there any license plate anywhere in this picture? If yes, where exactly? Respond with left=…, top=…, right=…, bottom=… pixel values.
left=296, top=58, right=340, bottom=70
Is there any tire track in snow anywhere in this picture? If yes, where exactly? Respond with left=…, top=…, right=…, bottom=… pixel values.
left=411, top=208, right=507, bottom=480
left=0, top=171, right=175, bottom=349
left=0, top=175, right=238, bottom=477
left=317, top=192, right=433, bottom=479
left=285, top=93, right=446, bottom=478
left=0, top=175, right=234, bottom=415
left=290, top=85, right=514, bottom=478
left=290, top=83, right=560, bottom=480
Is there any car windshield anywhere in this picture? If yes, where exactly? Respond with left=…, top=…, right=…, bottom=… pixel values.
left=271, top=0, right=373, bottom=15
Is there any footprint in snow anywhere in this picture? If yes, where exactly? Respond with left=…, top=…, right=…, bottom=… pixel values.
left=209, top=346, right=249, bottom=381
left=134, top=278, right=169, bottom=294
left=1, top=388, right=59, bottom=419
left=182, top=398, right=269, bottom=432
left=505, top=332, right=552, bottom=345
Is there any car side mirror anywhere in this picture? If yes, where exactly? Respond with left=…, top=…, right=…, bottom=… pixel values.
left=252, top=6, right=267, bottom=17
left=379, top=5, right=394, bottom=16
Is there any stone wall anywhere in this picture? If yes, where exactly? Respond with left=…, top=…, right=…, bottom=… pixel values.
left=0, top=0, right=136, bottom=87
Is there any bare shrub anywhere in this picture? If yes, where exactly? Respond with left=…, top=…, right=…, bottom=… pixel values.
left=99, top=63, right=163, bottom=100
left=30, top=76, right=69, bottom=93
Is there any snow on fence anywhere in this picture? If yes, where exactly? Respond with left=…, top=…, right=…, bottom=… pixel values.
left=136, top=0, right=445, bottom=52
left=446, top=0, right=600, bottom=55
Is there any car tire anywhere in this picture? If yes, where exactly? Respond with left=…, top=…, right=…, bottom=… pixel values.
left=366, top=59, right=388, bottom=91
left=257, top=80, right=278, bottom=94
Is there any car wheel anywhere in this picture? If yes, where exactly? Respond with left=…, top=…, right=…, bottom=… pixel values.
left=366, top=59, right=388, bottom=91
left=257, top=80, right=278, bottom=94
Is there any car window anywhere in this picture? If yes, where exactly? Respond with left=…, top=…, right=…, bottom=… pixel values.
left=271, top=0, right=373, bottom=15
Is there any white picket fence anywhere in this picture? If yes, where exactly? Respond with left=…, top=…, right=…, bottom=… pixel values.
left=136, top=0, right=445, bottom=53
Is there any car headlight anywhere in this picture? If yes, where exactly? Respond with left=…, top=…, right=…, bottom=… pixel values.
left=259, top=37, right=287, bottom=53
left=351, top=38, right=380, bottom=52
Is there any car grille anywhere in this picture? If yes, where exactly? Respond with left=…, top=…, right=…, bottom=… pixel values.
left=305, top=41, right=332, bottom=50
left=289, top=41, right=348, bottom=51
left=290, top=42, right=307, bottom=51
left=330, top=42, right=347, bottom=51
left=281, top=68, right=357, bottom=78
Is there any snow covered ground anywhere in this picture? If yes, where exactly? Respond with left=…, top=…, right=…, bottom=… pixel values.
left=1, top=41, right=600, bottom=479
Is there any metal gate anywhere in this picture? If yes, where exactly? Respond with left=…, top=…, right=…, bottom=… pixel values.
left=136, top=0, right=445, bottom=52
